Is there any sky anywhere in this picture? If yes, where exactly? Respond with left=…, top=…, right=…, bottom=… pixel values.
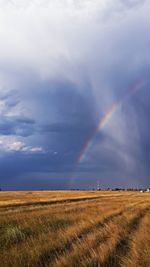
left=0, top=0, right=150, bottom=190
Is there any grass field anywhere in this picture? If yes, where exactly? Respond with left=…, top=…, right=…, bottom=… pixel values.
left=0, top=190, right=150, bottom=267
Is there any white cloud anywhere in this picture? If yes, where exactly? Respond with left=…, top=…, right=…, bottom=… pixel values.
left=0, top=135, right=43, bottom=153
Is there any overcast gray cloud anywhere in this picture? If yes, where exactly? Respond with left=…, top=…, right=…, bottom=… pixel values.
left=0, top=0, right=150, bottom=189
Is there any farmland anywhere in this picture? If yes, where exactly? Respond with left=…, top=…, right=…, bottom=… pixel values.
left=0, top=190, right=150, bottom=267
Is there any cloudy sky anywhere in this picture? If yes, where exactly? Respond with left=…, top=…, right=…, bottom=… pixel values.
left=0, top=0, right=150, bottom=190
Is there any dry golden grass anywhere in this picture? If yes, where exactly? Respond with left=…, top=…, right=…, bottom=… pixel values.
left=0, top=190, right=150, bottom=267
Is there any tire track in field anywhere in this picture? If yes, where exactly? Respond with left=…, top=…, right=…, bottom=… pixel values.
left=35, top=203, right=142, bottom=267
left=0, top=192, right=142, bottom=211
left=0, top=201, right=141, bottom=252
left=50, top=203, right=147, bottom=267
left=0, top=196, right=111, bottom=210
left=101, top=206, right=149, bottom=267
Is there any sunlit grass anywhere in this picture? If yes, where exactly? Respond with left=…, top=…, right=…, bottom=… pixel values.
left=0, top=191, right=150, bottom=267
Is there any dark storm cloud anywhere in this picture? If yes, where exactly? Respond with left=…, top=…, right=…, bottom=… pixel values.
left=0, top=78, right=99, bottom=189
left=0, top=116, right=35, bottom=136
left=0, top=91, right=36, bottom=137
left=0, top=151, right=77, bottom=190
left=27, top=79, right=99, bottom=164
left=40, top=123, right=93, bottom=133
left=0, top=0, right=150, bottom=189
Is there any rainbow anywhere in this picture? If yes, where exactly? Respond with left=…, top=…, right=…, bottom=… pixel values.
left=78, top=79, right=145, bottom=163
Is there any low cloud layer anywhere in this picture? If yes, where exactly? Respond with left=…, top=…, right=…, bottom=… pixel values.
left=0, top=0, right=150, bottom=189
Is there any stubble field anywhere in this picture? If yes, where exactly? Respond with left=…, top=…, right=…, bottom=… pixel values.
left=0, top=190, right=150, bottom=267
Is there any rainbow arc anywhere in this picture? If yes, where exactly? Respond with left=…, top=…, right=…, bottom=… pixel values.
left=78, top=79, right=145, bottom=163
